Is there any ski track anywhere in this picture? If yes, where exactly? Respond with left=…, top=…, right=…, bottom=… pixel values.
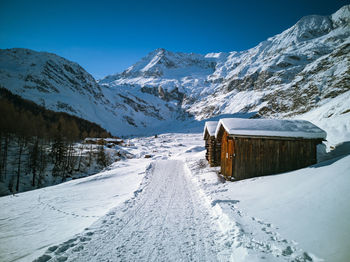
left=37, top=160, right=224, bottom=261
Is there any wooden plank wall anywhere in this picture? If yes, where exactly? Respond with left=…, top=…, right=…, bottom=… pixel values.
left=208, top=137, right=217, bottom=167
left=205, top=136, right=221, bottom=167
left=226, top=139, right=234, bottom=177
left=205, top=139, right=209, bottom=161
left=221, top=131, right=228, bottom=177
left=215, top=140, right=221, bottom=166
left=233, top=137, right=320, bottom=180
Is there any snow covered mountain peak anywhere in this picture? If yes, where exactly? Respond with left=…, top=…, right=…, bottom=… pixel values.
left=289, top=14, right=333, bottom=41
left=100, top=48, right=216, bottom=86
left=99, top=5, right=350, bottom=135
left=275, top=5, right=350, bottom=45
left=0, top=48, right=102, bottom=103
left=1, top=5, right=349, bottom=138
left=331, top=4, right=350, bottom=26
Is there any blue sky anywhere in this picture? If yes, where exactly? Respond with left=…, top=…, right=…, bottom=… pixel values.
left=0, top=0, right=348, bottom=79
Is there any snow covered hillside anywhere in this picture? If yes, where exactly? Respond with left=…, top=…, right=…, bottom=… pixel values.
left=1, top=6, right=349, bottom=137
left=0, top=49, right=189, bottom=136
left=0, top=48, right=119, bottom=134
left=190, top=5, right=350, bottom=120
left=1, top=132, right=349, bottom=262
left=100, top=5, right=350, bottom=136
left=1, top=4, right=349, bottom=262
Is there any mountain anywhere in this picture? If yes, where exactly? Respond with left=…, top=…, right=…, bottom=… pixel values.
left=102, top=5, right=349, bottom=120
left=189, top=5, right=350, bottom=119
left=0, top=48, right=118, bottom=132
left=0, top=5, right=349, bottom=138
left=0, top=48, right=188, bottom=136
left=99, top=48, right=220, bottom=112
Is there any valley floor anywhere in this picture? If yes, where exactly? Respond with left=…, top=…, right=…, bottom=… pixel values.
left=0, top=133, right=349, bottom=262
left=38, top=160, right=225, bottom=261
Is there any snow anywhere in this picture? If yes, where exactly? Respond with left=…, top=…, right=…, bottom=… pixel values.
left=0, top=142, right=115, bottom=196
left=188, top=149, right=350, bottom=262
left=331, top=5, right=350, bottom=26
left=84, top=137, right=122, bottom=142
left=0, top=158, right=148, bottom=262
left=203, top=121, right=218, bottom=138
left=0, top=5, right=349, bottom=261
left=215, top=118, right=327, bottom=139
left=296, top=90, right=350, bottom=147
left=1, top=6, right=349, bottom=137
left=35, top=160, right=225, bottom=261
left=1, top=129, right=349, bottom=262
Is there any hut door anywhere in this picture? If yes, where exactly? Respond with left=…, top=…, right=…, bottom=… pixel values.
left=226, top=138, right=235, bottom=178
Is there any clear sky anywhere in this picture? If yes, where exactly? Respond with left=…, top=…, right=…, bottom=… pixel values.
left=0, top=0, right=348, bottom=79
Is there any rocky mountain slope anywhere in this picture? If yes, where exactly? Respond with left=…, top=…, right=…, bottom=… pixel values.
left=0, top=49, right=186, bottom=136
left=190, top=5, right=350, bottom=119
left=102, top=5, right=349, bottom=120
left=0, top=5, right=349, bottom=138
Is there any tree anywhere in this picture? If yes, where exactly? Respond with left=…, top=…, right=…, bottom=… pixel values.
left=77, top=144, right=84, bottom=171
left=50, top=118, right=68, bottom=180
left=97, top=144, right=108, bottom=168
left=29, top=139, right=39, bottom=187
left=36, top=141, right=48, bottom=187
left=15, top=111, right=32, bottom=192
left=87, top=144, right=93, bottom=167
left=63, top=119, right=79, bottom=179
left=0, top=99, right=16, bottom=181
left=0, top=87, right=117, bottom=194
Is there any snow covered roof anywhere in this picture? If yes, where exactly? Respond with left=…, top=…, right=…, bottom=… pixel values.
left=215, top=118, right=327, bottom=139
left=84, top=138, right=122, bottom=142
left=203, top=121, right=219, bottom=139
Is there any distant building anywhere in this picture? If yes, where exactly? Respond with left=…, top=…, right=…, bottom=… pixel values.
left=215, top=118, right=326, bottom=180
left=84, top=138, right=123, bottom=146
left=203, top=121, right=220, bottom=167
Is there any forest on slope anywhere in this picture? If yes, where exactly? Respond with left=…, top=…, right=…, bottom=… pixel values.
left=0, top=87, right=114, bottom=195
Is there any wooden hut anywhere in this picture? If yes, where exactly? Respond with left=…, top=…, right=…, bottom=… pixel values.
left=215, top=118, right=326, bottom=180
left=84, top=138, right=123, bottom=145
left=203, top=121, right=221, bottom=167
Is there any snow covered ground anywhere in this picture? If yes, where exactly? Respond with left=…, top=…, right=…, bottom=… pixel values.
left=0, top=131, right=349, bottom=262
left=0, top=158, right=149, bottom=262
left=186, top=145, right=350, bottom=261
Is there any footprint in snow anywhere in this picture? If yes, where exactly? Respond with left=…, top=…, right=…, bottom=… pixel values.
left=80, top=236, right=91, bottom=242
left=48, top=246, right=58, bottom=252
left=33, top=254, right=52, bottom=262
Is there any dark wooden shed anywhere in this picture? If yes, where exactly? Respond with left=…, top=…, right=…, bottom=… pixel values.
left=203, top=121, right=221, bottom=167
left=216, top=118, right=326, bottom=180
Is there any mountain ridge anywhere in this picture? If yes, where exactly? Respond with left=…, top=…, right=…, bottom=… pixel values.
left=0, top=5, right=349, bottom=138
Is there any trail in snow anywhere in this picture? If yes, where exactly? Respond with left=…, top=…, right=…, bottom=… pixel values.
left=37, top=160, right=226, bottom=261
left=5, top=133, right=348, bottom=261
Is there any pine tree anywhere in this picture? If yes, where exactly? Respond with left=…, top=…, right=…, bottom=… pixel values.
left=29, top=139, right=39, bottom=187
left=77, top=144, right=84, bottom=171
left=87, top=144, right=93, bottom=167
left=97, top=144, right=108, bottom=168
left=37, top=141, right=48, bottom=187
left=15, top=110, right=31, bottom=192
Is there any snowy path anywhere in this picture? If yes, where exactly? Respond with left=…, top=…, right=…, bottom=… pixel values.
left=3, top=133, right=350, bottom=261
left=38, top=160, right=225, bottom=261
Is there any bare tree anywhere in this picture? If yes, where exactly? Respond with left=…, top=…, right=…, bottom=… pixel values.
left=29, top=139, right=39, bottom=187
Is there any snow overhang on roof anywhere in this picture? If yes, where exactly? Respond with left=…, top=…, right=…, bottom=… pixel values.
left=203, top=121, right=219, bottom=139
left=215, top=118, right=327, bottom=140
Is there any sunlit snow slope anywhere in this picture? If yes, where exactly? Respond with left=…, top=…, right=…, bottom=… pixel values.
left=1, top=133, right=349, bottom=262
left=0, top=5, right=349, bottom=137
left=102, top=5, right=350, bottom=123
left=0, top=49, right=190, bottom=136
